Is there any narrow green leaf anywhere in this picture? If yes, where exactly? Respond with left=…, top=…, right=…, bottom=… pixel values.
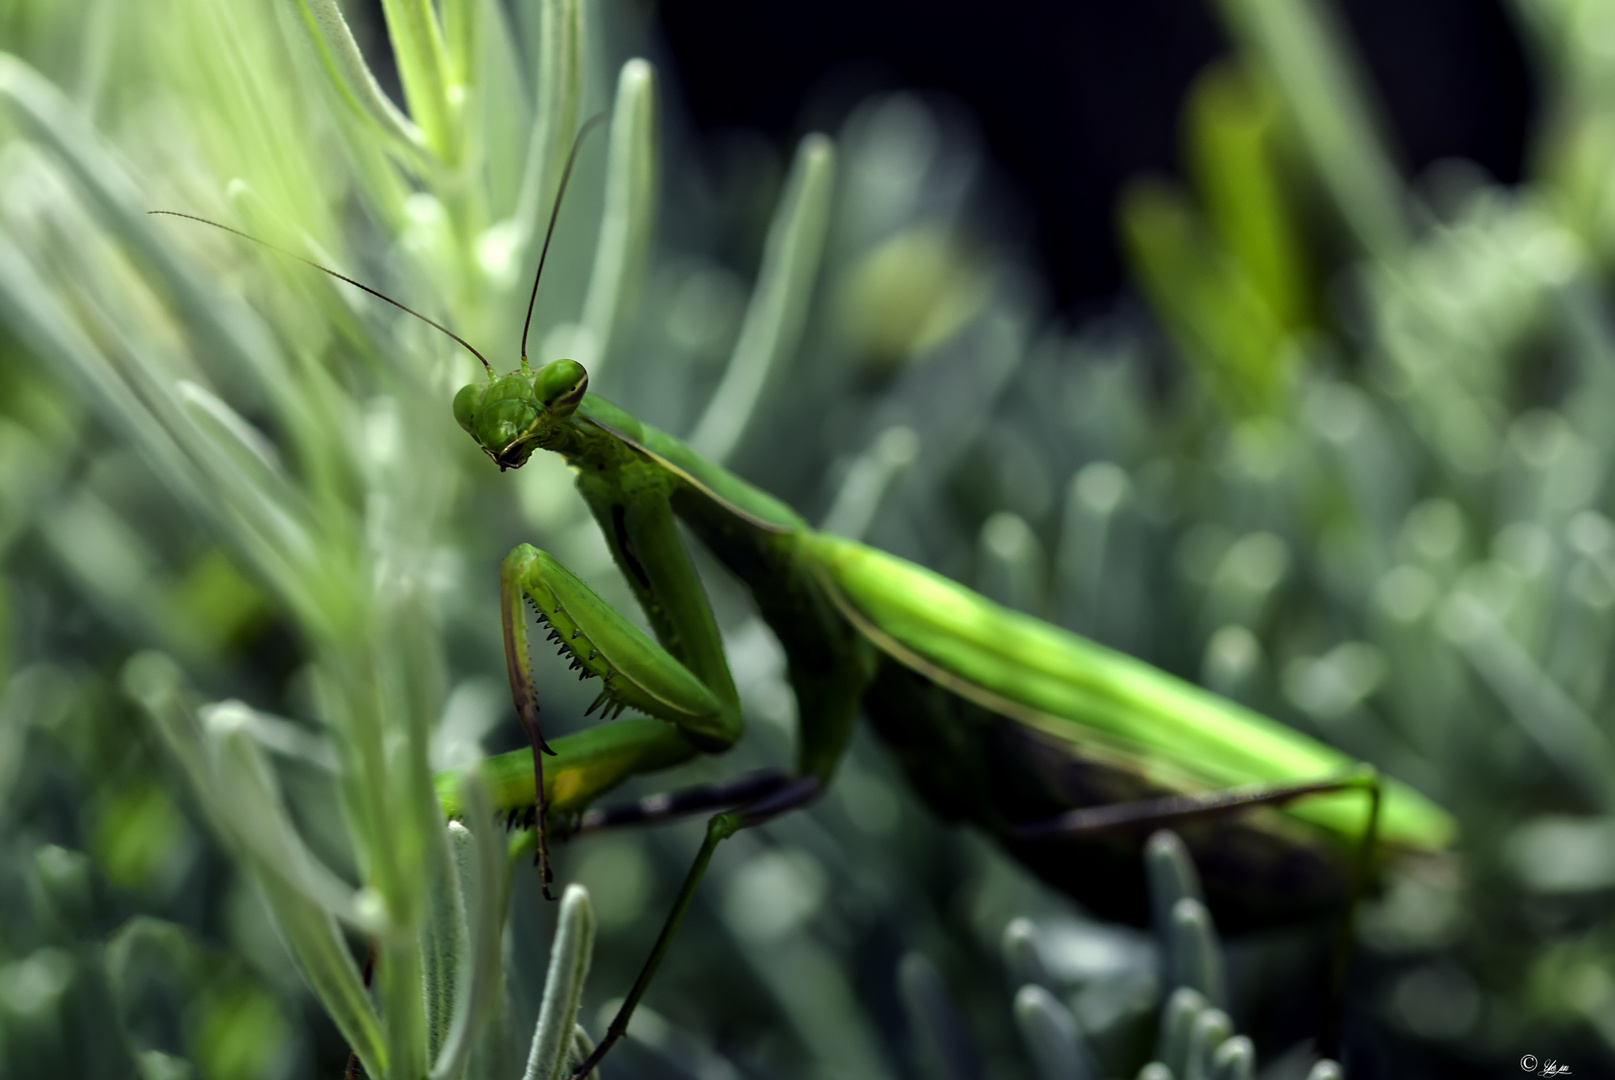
left=1186, top=61, right=1309, bottom=331
left=1168, top=899, right=1227, bottom=1009
left=1145, top=832, right=1203, bottom=930
left=443, top=0, right=478, bottom=91
left=174, top=382, right=309, bottom=557
left=819, top=425, right=919, bottom=540
left=1184, top=1008, right=1232, bottom=1080
left=1013, top=984, right=1095, bottom=1080
left=422, top=822, right=469, bottom=1064
left=288, top=0, right=427, bottom=156
left=377, top=0, right=457, bottom=162
left=469, top=0, right=531, bottom=217
left=126, top=657, right=380, bottom=934
left=0, top=214, right=321, bottom=653
left=380, top=933, right=428, bottom=1080
left=567, top=1024, right=598, bottom=1080
left=897, top=952, right=977, bottom=1080
left=206, top=704, right=383, bottom=929
left=1146, top=829, right=1206, bottom=995
left=258, top=871, right=388, bottom=1078
left=523, top=884, right=597, bottom=1080
left=1117, top=176, right=1288, bottom=414
left=578, top=58, right=659, bottom=374
left=511, top=0, right=583, bottom=246
left=0, top=232, right=200, bottom=523
left=1210, top=1035, right=1255, bottom=1080
left=690, top=133, right=836, bottom=462
left=999, top=918, right=1053, bottom=992
left=431, top=771, right=507, bottom=1080
left=1215, top=0, right=1409, bottom=259
left=127, top=658, right=386, bottom=1073
left=1157, top=986, right=1207, bottom=1080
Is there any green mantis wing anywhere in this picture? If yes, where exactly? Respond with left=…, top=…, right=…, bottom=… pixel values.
left=583, top=398, right=1459, bottom=856
left=796, top=529, right=1457, bottom=927
left=805, top=531, right=1455, bottom=851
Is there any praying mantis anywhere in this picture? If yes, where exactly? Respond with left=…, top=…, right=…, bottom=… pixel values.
left=159, top=123, right=1454, bottom=1080
left=434, top=135, right=1456, bottom=1076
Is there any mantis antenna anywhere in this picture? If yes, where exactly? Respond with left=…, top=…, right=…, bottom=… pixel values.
left=150, top=111, right=607, bottom=374
left=519, top=112, right=609, bottom=367
left=146, top=210, right=496, bottom=373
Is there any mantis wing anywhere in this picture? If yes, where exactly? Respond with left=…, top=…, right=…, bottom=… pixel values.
left=805, top=531, right=1455, bottom=928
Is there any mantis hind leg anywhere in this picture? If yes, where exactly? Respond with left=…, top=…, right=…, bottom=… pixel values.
left=1008, top=767, right=1381, bottom=844
left=568, top=776, right=823, bottom=1080
left=1010, top=766, right=1382, bottom=1060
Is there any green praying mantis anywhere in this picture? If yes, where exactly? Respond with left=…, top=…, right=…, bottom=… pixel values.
left=158, top=121, right=1455, bottom=1079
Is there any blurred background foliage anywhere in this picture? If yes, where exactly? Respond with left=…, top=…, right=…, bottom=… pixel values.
left=0, top=0, right=1613, bottom=1078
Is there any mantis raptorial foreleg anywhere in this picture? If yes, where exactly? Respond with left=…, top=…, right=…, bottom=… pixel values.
left=499, top=522, right=739, bottom=895
left=573, top=478, right=745, bottom=747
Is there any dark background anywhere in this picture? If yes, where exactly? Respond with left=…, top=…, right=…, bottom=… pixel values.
left=653, top=0, right=1535, bottom=313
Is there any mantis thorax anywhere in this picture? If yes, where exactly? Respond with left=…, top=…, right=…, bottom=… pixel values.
left=454, top=358, right=590, bottom=470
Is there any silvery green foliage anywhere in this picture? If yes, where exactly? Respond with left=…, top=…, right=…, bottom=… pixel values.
left=1, top=0, right=1614, bottom=1077
left=0, top=0, right=683, bottom=1075
left=1072, top=0, right=1615, bottom=1067
left=995, top=831, right=1338, bottom=1080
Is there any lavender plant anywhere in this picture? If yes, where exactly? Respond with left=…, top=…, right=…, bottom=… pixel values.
left=0, top=0, right=636, bottom=1072
left=2, top=0, right=1613, bottom=1077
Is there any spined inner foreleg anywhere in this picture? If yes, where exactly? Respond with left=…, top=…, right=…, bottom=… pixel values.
left=498, top=538, right=743, bottom=896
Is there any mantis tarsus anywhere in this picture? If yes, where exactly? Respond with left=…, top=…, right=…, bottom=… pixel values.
left=158, top=121, right=1454, bottom=1079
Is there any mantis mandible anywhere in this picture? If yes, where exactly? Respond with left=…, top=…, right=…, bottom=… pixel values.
left=158, top=121, right=1455, bottom=1079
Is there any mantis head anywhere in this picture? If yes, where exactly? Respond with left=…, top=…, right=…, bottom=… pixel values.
left=453, top=358, right=590, bottom=470
left=453, top=117, right=608, bottom=471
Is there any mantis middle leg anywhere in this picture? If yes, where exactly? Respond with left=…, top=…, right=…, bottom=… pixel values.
left=567, top=774, right=825, bottom=1079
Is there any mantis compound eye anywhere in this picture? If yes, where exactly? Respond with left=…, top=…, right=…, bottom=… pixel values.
left=534, top=358, right=589, bottom=417
left=452, top=382, right=485, bottom=433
